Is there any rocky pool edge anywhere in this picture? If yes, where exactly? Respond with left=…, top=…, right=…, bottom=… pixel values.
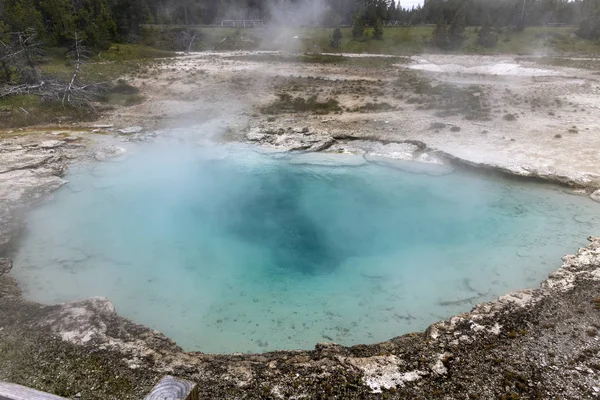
left=0, top=133, right=599, bottom=399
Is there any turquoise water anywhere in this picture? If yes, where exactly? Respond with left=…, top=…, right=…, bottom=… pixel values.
left=11, top=142, right=600, bottom=353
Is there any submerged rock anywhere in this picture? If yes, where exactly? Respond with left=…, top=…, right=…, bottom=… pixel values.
left=365, top=154, right=454, bottom=176
left=94, top=146, right=126, bottom=161
left=288, top=152, right=367, bottom=167
left=591, top=189, right=600, bottom=203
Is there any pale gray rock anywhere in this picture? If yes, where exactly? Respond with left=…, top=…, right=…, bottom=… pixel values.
left=308, top=138, right=336, bottom=152
left=246, top=128, right=268, bottom=142
left=0, top=136, right=83, bottom=253
left=0, top=258, right=12, bottom=275
left=118, top=126, right=143, bottom=135
left=591, top=189, right=600, bottom=203
left=39, top=140, right=65, bottom=149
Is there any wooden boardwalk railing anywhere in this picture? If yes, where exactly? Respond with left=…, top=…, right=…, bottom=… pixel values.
left=0, top=376, right=198, bottom=400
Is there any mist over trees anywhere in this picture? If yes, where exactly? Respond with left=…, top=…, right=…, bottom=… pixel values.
left=0, top=0, right=599, bottom=50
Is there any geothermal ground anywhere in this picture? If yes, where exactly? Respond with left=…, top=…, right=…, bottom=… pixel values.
left=0, top=52, right=599, bottom=399
left=102, top=52, right=600, bottom=188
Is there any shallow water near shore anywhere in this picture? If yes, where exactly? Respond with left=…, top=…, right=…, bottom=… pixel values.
left=11, top=141, right=600, bottom=353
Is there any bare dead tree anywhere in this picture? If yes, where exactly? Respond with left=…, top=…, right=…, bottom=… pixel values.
left=62, top=31, right=82, bottom=106
left=188, top=33, right=197, bottom=52
left=56, top=33, right=112, bottom=110
left=0, top=29, right=42, bottom=85
left=17, top=30, right=41, bottom=83
left=0, top=30, right=110, bottom=112
left=0, top=37, right=11, bottom=81
left=178, top=30, right=197, bottom=52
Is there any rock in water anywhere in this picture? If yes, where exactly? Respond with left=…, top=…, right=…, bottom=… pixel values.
left=591, top=190, right=600, bottom=203
left=94, top=146, right=126, bottom=161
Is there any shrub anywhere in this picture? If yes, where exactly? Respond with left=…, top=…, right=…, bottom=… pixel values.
left=330, top=27, right=343, bottom=48
left=449, top=8, right=466, bottom=48
left=478, top=16, right=499, bottom=48
left=352, top=15, right=365, bottom=38
left=577, top=13, right=600, bottom=40
left=373, top=18, right=384, bottom=40
left=432, top=19, right=449, bottom=49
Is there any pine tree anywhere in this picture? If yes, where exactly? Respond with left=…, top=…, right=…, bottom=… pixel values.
left=373, top=18, right=384, bottom=40
left=388, top=0, right=397, bottom=21
left=330, top=26, right=343, bottom=48
left=375, top=0, right=388, bottom=22
left=3, top=0, right=45, bottom=34
left=577, top=12, right=600, bottom=40
left=432, top=18, right=448, bottom=49
left=39, top=0, right=76, bottom=45
left=449, top=7, right=466, bottom=48
left=0, top=22, right=12, bottom=82
left=478, top=15, right=498, bottom=48
left=352, top=14, right=365, bottom=38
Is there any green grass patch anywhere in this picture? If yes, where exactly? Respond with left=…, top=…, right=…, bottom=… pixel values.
left=98, top=44, right=176, bottom=61
left=516, top=56, right=600, bottom=70
left=0, top=95, right=95, bottom=129
left=140, top=25, right=600, bottom=55
left=459, top=26, right=600, bottom=55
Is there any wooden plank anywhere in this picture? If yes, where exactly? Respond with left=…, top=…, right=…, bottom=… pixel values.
left=144, top=376, right=198, bottom=400
left=0, top=382, right=69, bottom=400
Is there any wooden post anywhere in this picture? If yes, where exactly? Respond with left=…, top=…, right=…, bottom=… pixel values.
left=0, top=382, right=69, bottom=400
left=143, top=376, right=198, bottom=400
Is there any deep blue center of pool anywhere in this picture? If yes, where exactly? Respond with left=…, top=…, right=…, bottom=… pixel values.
left=12, top=142, right=600, bottom=353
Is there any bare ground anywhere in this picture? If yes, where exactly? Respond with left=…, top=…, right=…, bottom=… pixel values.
left=100, top=52, right=600, bottom=189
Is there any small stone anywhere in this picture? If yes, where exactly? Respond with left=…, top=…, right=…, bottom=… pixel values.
left=75, top=393, right=82, bottom=398
left=0, top=258, right=12, bottom=275
left=591, top=190, right=600, bottom=203
left=118, top=126, right=143, bottom=135
left=39, top=140, right=65, bottom=149
left=301, top=127, right=309, bottom=133
left=431, top=359, right=447, bottom=375
left=246, top=128, right=267, bottom=142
